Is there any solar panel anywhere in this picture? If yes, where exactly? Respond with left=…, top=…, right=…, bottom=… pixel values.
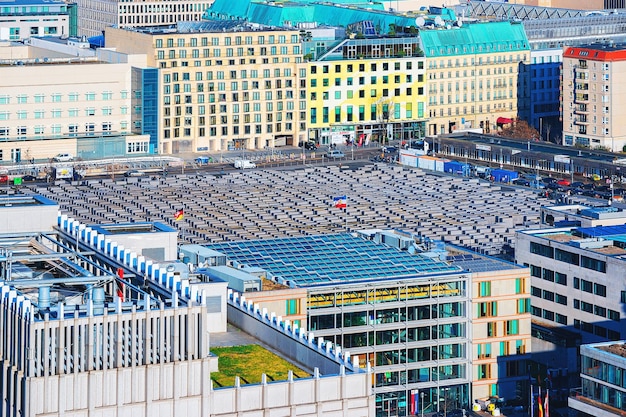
left=204, top=234, right=462, bottom=287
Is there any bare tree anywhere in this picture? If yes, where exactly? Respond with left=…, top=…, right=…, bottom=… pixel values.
left=373, top=97, right=395, bottom=145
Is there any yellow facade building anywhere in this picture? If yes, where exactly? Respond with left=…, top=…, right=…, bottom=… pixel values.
left=307, top=38, right=427, bottom=146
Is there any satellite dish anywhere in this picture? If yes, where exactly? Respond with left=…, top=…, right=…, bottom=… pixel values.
left=416, top=16, right=426, bottom=27
left=446, top=24, right=452, bottom=30
left=456, top=19, right=463, bottom=27
left=434, top=16, right=444, bottom=26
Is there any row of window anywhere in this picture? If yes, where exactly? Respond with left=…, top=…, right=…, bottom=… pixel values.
left=374, top=344, right=465, bottom=367
left=531, top=286, right=568, bottom=306
left=162, top=122, right=305, bottom=139
left=310, top=302, right=466, bottom=330
left=429, top=54, right=524, bottom=69
left=582, top=355, right=626, bottom=389
left=157, top=45, right=300, bottom=60
left=532, top=307, right=621, bottom=340
left=0, top=92, right=122, bottom=104
left=155, top=34, right=298, bottom=49
left=164, top=69, right=297, bottom=82
left=477, top=359, right=526, bottom=380
left=529, top=242, right=607, bottom=272
left=311, top=61, right=419, bottom=75
left=310, top=74, right=422, bottom=88
left=572, top=299, right=620, bottom=321
left=375, top=364, right=465, bottom=387
left=0, top=123, right=121, bottom=137
left=164, top=91, right=304, bottom=104
left=476, top=340, right=527, bottom=359
left=485, top=319, right=520, bottom=338
left=0, top=107, right=126, bottom=120
left=313, top=324, right=466, bottom=349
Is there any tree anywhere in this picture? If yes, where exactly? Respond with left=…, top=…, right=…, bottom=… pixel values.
left=373, top=98, right=395, bottom=145
left=499, top=120, right=539, bottom=140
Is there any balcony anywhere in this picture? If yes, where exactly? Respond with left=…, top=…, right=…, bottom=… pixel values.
left=574, top=95, right=589, bottom=104
left=569, top=388, right=626, bottom=417
left=574, top=118, right=589, bottom=125
left=574, top=106, right=588, bottom=114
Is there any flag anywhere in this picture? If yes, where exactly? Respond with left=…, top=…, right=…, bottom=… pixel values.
left=333, top=195, right=347, bottom=208
left=174, top=208, right=184, bottom=221
left=537, top=387, right=544, bottom=417
left=544, top=389, right=549, bottom=417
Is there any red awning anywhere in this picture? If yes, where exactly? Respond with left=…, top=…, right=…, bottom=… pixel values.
left=496, top=117, right=513, bottom=124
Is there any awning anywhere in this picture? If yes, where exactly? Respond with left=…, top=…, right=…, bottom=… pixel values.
left=496, top=117, right=513, bottom=125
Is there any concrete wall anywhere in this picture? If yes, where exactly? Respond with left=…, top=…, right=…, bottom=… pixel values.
left=0, top=200, right=58, bottom=233
left=227, top=290, right=363, bottom=376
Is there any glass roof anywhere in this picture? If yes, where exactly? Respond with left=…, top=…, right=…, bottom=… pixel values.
left=205, top=234, right=461, bottom=287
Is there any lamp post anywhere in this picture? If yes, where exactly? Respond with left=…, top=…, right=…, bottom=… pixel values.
left=536, top=159, right=546, bottom=189
left=421, top=391, right=425, bottom=417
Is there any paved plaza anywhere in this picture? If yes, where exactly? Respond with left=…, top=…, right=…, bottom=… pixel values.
left=22, top=162, right=567, bottom=257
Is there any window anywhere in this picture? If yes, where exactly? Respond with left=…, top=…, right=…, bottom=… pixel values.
left=574, top=277, right=580, bottom=289
left=478, top=364, right=491, bottom=379
left=555, top=313, right=567, bottom=325
left=555, top=272, right=567, bottom=286
left=594, top=305, right=606, bottom=317
left=479, top=281, right=491, bottom=297
left=487, top=322, right=496, bottom=337
left=515, top=278, right=526, bottom=294
left=593, top=283, right=606, bottom=297
left=530, top=242, right=553, bottom=258
left=85, top=93, right=96, bottom=101
left=555, top=294, right=567, bottom=305
left=477, top=343, right=491, bottom=359
left=581, top=279, right=593, bottom=293
left=478, top=302, right=497, bottom=317
left=517, top=298, right=530, bottom=314
left=580, top=256, right=607, bottom=280
left=505, top=320, right=519, bottom=335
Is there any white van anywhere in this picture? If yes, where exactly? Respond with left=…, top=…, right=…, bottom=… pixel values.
left=233, top=159, right=256, bottom=169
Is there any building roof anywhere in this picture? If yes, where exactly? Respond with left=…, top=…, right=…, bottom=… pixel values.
left=420, top=21, right=529, bottom=58
left=565, top=44, right=626, bottom=61
left=0, top=0, right=64, bottom=5
left=522, top=224, right=626, bottom=259
left=204, top=233, right=462, bottom=288
left=204, top=0, right=455, bottom=35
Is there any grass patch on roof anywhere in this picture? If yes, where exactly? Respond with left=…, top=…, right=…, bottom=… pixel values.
left=210, top=344, right=310, bottom=387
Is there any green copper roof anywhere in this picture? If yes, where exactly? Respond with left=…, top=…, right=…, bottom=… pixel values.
left=204, top=0, right=453, bottom=34
left=420, top=21, right=529, bottom=57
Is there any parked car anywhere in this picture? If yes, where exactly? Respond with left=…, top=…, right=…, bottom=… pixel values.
left=557, top=179, right=571, bottom=186
left=233, top=159, right=256, bottom=169
left=325, top=150, right=345, bottom=158
left=53, top=153, right=74, bottom=162
left=512, top=178, right=531, bottom=187
left=124, top=169, right=145, bottom=177
left=195, top=156, right=212, bottom=164
left=569, top=181, right=585, bottom=189
left=21, top=175, right=38, bottom=182
left=382, top=146, right=398, bottom=154
left=0, top=174, right=7, bottom=183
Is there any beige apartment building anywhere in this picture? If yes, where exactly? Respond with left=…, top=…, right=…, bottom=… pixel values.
left=105, top=24, right=307, bottom=154
left=0, top=46, right=150, bottom=162
left=75, top=0, right=213, bottom=38
left=420, top=22, right=530, bottom=135
left=471, top=267, right=532, bottom=400
left=562, top=44, right=626, bottom=152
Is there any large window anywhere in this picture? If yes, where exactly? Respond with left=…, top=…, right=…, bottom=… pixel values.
left=555, top=248, right=579, bottom=265
left=530, top=242, right=553, bottom=258
left=581, top=256, right=606, bottom=273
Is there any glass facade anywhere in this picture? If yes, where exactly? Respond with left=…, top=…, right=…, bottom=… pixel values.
left=573, top=343, right=626, bottom=414
left=308, top=276, right=471, bottom=417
